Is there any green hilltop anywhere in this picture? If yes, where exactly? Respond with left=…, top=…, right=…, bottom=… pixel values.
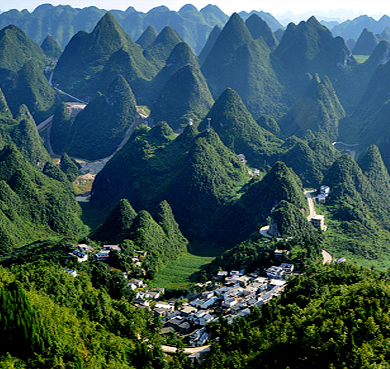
left=352, top=27, right=379, bottom=55
left=213, top=161, right=308, bottom=246
left=245, top=13, right=278, bottom=49
left=150, top=64, right=214, bottom=131
left=200, top=87, right=282, bottom=168
left=40, top=34, right=63, bottom=59
left=64, top=75, right=138, bottom=160
left=90, top=122, right=249, bottom=239
left=53, top=11, right=156, bottom=99
left=278, top=74, right=346, bottom=141
left=143, top=26, right=183, bottom=70
left=135, top=25, right=158, bottom=49
left=0, top=145, right=81, bottom=252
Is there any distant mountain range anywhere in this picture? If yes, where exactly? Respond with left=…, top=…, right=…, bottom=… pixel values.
left=0, top=4, right=282, bottom=55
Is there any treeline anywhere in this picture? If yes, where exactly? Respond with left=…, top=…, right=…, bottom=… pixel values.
left=0, top=260, right=165, bottom=368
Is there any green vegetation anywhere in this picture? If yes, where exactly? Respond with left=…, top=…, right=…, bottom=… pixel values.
left=245, top=13, right=278, bottom=49
left=200, top=87, right=282, bottom=169
left=278, top=74, right=346, bottom=141
left=202, top=13, right=287, bottom=118
left=352, top=28, right=379, bottom=55
left=91, top=122, right=249, bottom=239
left=0, top=260, right=165, bottom=368
left=136, top=25, right=158, bottom=49
left=0, top=25, right=46, bottom=72
left=53, top=12, right=157, bottom=99
left=152, top=251, right=215, bottom=289
left=150, top=65, right=214, bottom=131
left=40, top=34, right=62, bottom=59
left=0, top=145, right=81, bottom=253
left=66, top=75, right=138, bottom=160
left=60, top=153, right=80, bottom=182
left=214, top=161, right=308, bottom=246
left=143, top=26, right=183, bottom=70
left=353, top=54, right=370, bottom=63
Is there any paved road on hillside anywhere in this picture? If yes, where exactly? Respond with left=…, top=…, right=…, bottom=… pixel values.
left=161, top=345, right=210, bottom=355
left=322, top=249, right=333, bottom=264
left=304, top=190, right=317, bottom=220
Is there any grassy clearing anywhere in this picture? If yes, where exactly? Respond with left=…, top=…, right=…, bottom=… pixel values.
left=353, top=55, right=370, bottom=64
left=78, top=202, right=107, bottom=234
left=152, top=241, right=223, bottom=289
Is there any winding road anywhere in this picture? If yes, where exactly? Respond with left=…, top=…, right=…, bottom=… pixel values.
left=260, top=189, right=332, bottom=264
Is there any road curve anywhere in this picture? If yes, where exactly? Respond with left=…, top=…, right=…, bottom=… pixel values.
left=322, top=249, right=333, bottom=264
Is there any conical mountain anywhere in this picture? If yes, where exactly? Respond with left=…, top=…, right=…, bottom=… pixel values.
left=50, top=102, right=72, bottom=155
left=53, top=11, right=155, bottom=99
left=333, top=40, right=390, bottom=115
left=215, top=161, right=307, bottom=245
left=0, top=144, right=81, bottom=246
left=67, top=75, right=137, bottom=160
left=364, top=40, right=390, bottom=67
left=200, top=4, right=229, bottom=27
left=199, top=25, right=221, bottom=65
left=9, top=60, right=56, bottom=120
left=352, top=28, right=379, bottom=55
left=162, top=128, right=249, bottom=238
left=269, top=200, right=318, bottom=238
left=220, top=36, right=287, bottom=117
left=245, top=14, right=278, bottom=49
left=278, top=74, right=345, bottom=141
left=152, top=42, right=200, bottom=95
left=150, top=64, right=214, bottom=131
left=279, top=137, right=339, bottom=188
left=202, top=16, right=287, bottom=118
left=358, top=145, right=390, bottom=196
left=90, top=123, right=248, bottom=239
left=143, top=26, right=184, bottom=70
left=60, top=153, right=79, bottom=182
left=0, top=88, right=11, bottom=118
left=125, top=208, right=186, bottom=276
left=136, top=25, right=158, bottom=49
left=322, top=153, right=390, bottom=231
left=274, top=16, right=355, bottom=77
left=274, top=28, right=284, bottom=42
left=382, top=26, right=390, bottom=41
left=10, top=105, right=51, bottom=166
left=152, top=200, right=188, bottom=246
left=351, top=59, right=390, bottom=158
left=200, top=87, right=282, bottom=167
left=256, top=115, right=280, bottom=136
left=202, top=13, right=253, bottom=94
left=0, top=25, right=46, bottom=72
left=91, top=198, right=137, bottom=242
left=40, top=34, right=62, bottom=59
left=42, top=161, right=69, bottom=183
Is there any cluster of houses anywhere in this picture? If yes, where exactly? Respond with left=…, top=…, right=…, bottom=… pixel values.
left=65, top=244, right=148, bottom=279
left=64, top=243, right=294, bottom=348
left=317, top=185, right=330, bottom=204
left=130, top=263, right=295, bottom=347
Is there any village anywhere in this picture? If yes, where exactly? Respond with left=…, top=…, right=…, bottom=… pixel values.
left=64, top=242, right=294, bottom=348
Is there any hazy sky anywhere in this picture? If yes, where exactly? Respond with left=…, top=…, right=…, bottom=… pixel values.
left=1, top=0, right=389, bottom=19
